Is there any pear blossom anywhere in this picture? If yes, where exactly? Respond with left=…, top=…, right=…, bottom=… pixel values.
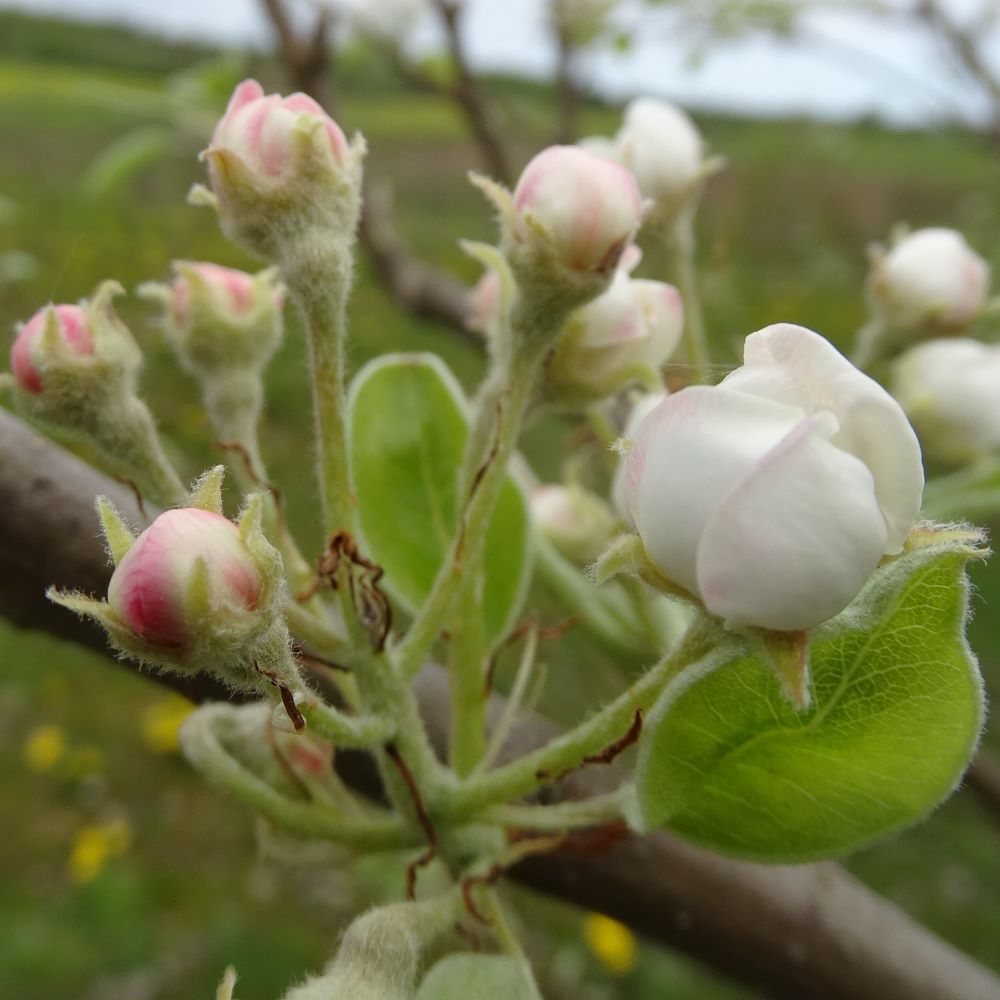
left=108, top=508, right=261, bottom=647
left=623, top=324, right=923, bottom=632
left=9, top=304, right=93, bottom=394
left=870, top=228, right=989, bottom=331
left=512, top=145, right=643, bottom=273
left=892, top=337, right=1000, bottom=462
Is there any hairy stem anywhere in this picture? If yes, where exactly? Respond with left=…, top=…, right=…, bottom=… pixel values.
left=282, top=236, right=356, bottom=538
left=663, top=210, right=711, bottom=378
left=445, top=619, right=736, bottom=817
left=181, top=704, right=415, bottom=848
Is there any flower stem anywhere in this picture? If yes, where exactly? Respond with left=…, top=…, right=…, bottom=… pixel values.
left=662, top=210, right=710, bottom=380
left=479, top=786, right=631, bottom=831
left=282, top=235, right=356, bottom=538
left=396, top=337, right=546, bottom=682
left=533, top=534, right=653, bottom=658
left=444, top=618, right=737, bottom=818
left=181, top=704, right=415, bottom=849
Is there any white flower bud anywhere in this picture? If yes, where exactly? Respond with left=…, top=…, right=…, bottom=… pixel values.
left=869, top=228, right=989, bottom=332
left=615, top=97, right=705, bottom=212
left=532, top=484, right=618, bottom=564
left=512, top=145, right=643, bottom=275
left=546, top=270, right=682, bottom=405
left=891, top=337, right=1000, bottom=463
left=624, top=324, right=923, bottom=632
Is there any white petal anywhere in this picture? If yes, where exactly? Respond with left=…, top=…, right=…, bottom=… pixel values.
left=696, top=413, right=888, bottom=632
left=721, top=323, right=922, bottom=551
left=626, top=386, right=804, bottom=594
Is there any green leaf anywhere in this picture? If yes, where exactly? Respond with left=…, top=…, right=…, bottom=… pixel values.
left=416, top=954, right=534, bottom=1000
left=349, top=353, right=531, bottom=643
left=634, top=535, right=986, bottom=862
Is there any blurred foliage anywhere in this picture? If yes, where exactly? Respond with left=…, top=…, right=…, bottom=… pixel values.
left=0, top=9, right=999, bottom=1000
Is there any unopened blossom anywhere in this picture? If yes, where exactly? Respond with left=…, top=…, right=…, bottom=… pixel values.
left=171, top=262, right=257, bottom=327
left=532, top=483, right=618, bottom=564
left=870, top=228, right=989, bottom=332
left=199, top=80, right=364, bottom=261
left=9, top=304, right=93, bottom=394
left=548, top=270, right=683, bottom=402
left=207, top=79, right=348, bottom=188
left=148, top=261, right=284, bottom=374
left=615, top=97, right=705, bottom=209
left=108, top=508, right=261, bottom=647
left=892, top=337, right=1000, bottom=463
left=624, top=324, right=923, bottom=632
left=512, top=145, right=643, bottom=274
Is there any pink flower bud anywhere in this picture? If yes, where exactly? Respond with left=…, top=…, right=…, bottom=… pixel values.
left=9, top=304, right=93, bottom=394
left=208, top=79, right=348, bottom=186
left=108, top=508, right=261, bottom=648
left=172, top=263, right=258, bottom=327
left=513, top=146, right=643, bottom=272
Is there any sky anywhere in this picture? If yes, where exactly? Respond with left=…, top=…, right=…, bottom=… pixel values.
left=2, top=0, right=999, bottom=126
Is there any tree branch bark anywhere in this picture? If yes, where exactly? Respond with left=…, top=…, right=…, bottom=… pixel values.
left=2, top=408, right=999, bottom=1000
left=430, top=0, right=513, bottom=184
left=917, top=0, right=1000, bottom=133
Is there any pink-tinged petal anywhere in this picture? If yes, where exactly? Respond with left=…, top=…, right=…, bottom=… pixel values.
left=575, top=271, right=645, bottom=348
left=193, top=263, right=255, bottom=312
left=513, top=146, right=642, bottom=272
left=9, top=304, right=93, bottom=393
left=633, top=280, right=683, bottom=365
left=696, top=412, right=888, bottom=632
left=9, top=323, right=42, bottom=393
left=227, top=79, right=265, bottom=116
left=108, top=508, right=260, bottom=647
left=722, top=323, right=922, bottom=552
left=627, top=386, right=804, bottom=594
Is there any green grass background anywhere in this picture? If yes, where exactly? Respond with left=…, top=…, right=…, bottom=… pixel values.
left=0, top=11, right=998, bottom=998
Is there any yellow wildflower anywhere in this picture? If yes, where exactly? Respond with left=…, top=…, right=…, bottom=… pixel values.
left=23, top=724, right=65, bottom=773
left=141, top=695, right=195, bottom=754
left=68, top=818, right=133, bottom=884
left=583, top=912, right=637, bottom=976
